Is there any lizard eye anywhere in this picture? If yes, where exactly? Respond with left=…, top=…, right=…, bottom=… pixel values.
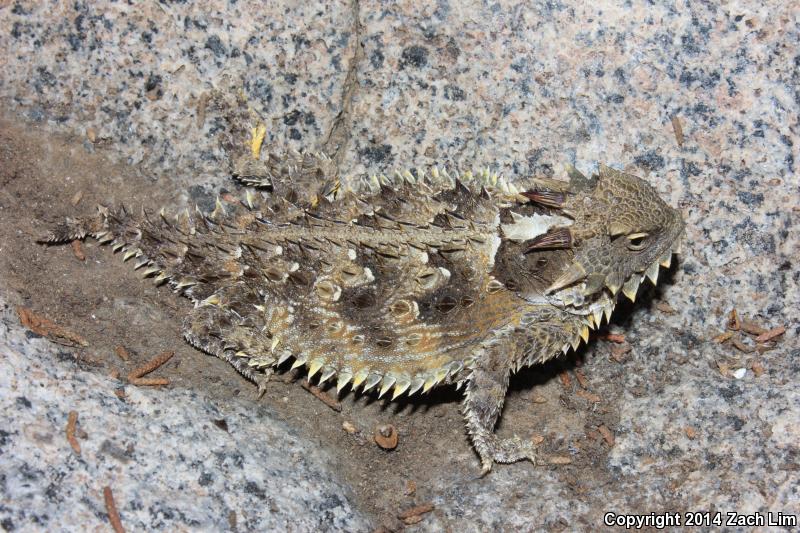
left=625, top=232, right=649, bottom=251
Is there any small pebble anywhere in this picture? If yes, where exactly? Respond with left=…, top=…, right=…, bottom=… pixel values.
left=374, top=424, right=398, bottom=450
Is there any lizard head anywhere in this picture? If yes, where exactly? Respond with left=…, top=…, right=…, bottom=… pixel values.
left=517, top=164, right=684, bottom=315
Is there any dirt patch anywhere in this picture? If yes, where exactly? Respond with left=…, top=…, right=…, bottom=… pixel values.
left=0, top=114, right=621, bottom=527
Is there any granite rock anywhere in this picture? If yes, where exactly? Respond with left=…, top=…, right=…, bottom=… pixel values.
left=0, top=299, right=369, bottom=531
left=0, top=0, right=797, bottom=530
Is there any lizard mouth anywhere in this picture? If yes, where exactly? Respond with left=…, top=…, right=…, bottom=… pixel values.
left=545, top=234, right=683, bottom=341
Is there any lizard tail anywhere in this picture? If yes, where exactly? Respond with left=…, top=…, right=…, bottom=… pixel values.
left=37, top=205, right=110, bottom=243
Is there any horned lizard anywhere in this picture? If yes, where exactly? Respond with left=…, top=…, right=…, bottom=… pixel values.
left=41, top=152, right=684, bottom=473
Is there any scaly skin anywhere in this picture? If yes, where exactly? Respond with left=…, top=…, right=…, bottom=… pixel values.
left=40, top=156, right=684, bottom=472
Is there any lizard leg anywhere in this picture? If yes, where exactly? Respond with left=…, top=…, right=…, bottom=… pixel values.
left=182, top=303, right=273, bottom=396
left=463, top=343, right=537, bottom=475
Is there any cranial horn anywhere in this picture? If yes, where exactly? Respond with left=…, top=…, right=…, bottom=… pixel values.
left=566, top=164, right=597, bottom=193
left=545, top=262, right=586, bottom=294
left=598, top=164, right=625, bottom=180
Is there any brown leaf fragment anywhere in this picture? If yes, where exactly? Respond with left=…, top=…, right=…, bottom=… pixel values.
left=575, top=389, right=602, bottom=403
left=401, top=515, right=425, bottom=525
left=128, top=377, right=170, bottom=387
left=756, top=344, right=774, bottom=355
left=751, top=360, right=764, bottom=377
left=66, top=410, right=81, bottom=455
left=717, top=360, right=730, bottom=377
left=196, top=92, right=210, bottom=128
left=548, top=455, right=573, bottom=465
left=574, top=369, right=588, bottom=389
left=404, top=480, right=417, bottom=497
left=684, top=426, right=697, bottom=439
left=16, top=306, right=88, bottom=347
left=127, top=350, right=174, bottom=380
left=531, top=394, right=547, bottom=404
left=732, top=337, right=754, bottom=354
left=598, top=424, right=615, bottom=447
left=69, top=241, right=86, bottom=261
left=532, top=434, right=545, bottom=445
left=70, top=190, right=84, bottom=206
left=610, top=343, right=632, bottom=362
left=398, top=503, right=434, bottom=524
left=601, top=333, right=625, bottom=343
left=374, top=424, right=399, bottom=450
left=727, top=308, right=741, bottom=331
left=114, top=345, right=130, bottom=362
left=655, top=301, right=676, bottom=314
left=301, top=382, right=342, bottom=412
left=755, top=326, right=785, bottom=343
left=712, top=331, right=734, bottom=343
left=103, top=486, right=126, bottom=533
left=558, top=371, right=571, bottom=388
left=671, top=115, right=684, bottom=146
left=740, top=320, right=767, bottom=336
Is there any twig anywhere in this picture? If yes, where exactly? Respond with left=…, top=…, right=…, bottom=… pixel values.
left=66, top=410, right=81, bottom=455
left=755, top=326, right=785, bottom=343
left=670, top=115, right=684, bottom=146
left=128, top=377, right=170, bottom=386
left=103, top=486, right=126, bottom=533
left=712, top=331, right=734, bottom=343
left=575, top=389, right=601, bottom=403
left=398, top=502, right=435, bottom=524
left=71, top=240, right=86, bottom=261
left=598, top=424, right=615, bottom=447
left=17, top=306, right=88, bottom=347
left=727, top=309, right=741, bottom=331
left=114, top=346, right=131, bottom=362
left=574, top=369, right=588, bottom=389
left=127, top=350, right=174, bottom=380
left=740, top=320, right=767, bottom=336
left=301, top=382, right=342, bottom=412
left=731, top=338, right=754, bottom=354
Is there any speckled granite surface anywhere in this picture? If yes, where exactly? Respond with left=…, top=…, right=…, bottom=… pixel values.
left=1, top=0, right=798, bottom=530
left=0, top=299, right=369, bottom=531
